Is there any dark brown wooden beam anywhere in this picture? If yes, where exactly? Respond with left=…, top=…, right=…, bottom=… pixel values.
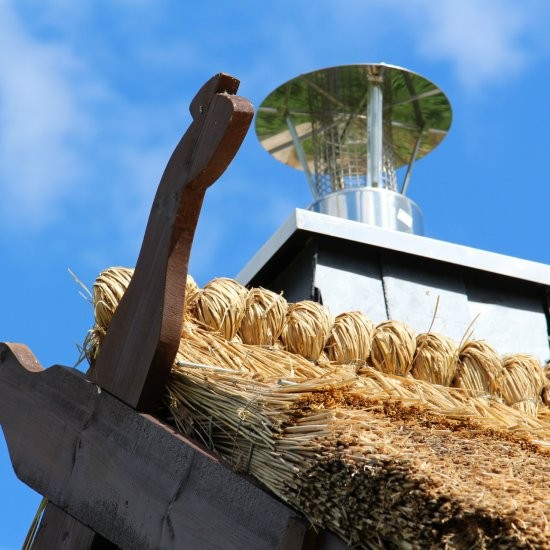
left=0, top=343, right=307, bottom=549
left=90, top=73, right=253, bottom=413
left=32, top=504, right=115, bottom=550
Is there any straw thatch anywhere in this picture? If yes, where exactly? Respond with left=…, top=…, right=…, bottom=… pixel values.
left=167, top=355, right=550, bottom=550
left=194, top=277, right=248, bottom=340
left=542, top=364, right=550, bottom=407
left=85, top=268, right=550, bottom=549
left=325, top=311, right=374, bottom=366
left=82, top=267, right=199, bottom=364
left=184, top=274, right=200, bottom=316
left=369, top=320, right=416, bottom=376
left=93, top=266, right=134, bottom=332
left=411, top=332, right=458, bottom=386
left=280, top=301, right=334, bottom=361
left=238, top=287, right=287, bottom=346
left=454, top=339, right=502, bottom=397
left=499, top=354, right=546, bottom=416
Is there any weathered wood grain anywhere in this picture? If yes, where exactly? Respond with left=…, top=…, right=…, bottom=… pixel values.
left=0, top=343, right=307, bottom=549
left=32, top=503, right=115, bottom=549
left=90, top=73, right=253, bottom=413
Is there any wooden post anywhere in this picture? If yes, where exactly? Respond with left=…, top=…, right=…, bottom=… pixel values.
left=90, top=73, right=254, bottom=413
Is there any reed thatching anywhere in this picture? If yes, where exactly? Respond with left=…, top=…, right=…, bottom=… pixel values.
left=93, top=266, right=134, bottom=333
left=325, top=311, right=374, bottom=366
left=84, top=268, right=550, bottom=549
left=184, top=273, right=200, bottom=316
left=370, top=320, right=416, bottom=376
left=499, top=354, right=546, bottom=416
left=454, top=339, right=502, bottom=397
left=238, top=287, right=287, bottom=346
left=280, top=300, right=334, bottom=361
left=542, top=364, right=550, bottom=407
left=194, top=277, right=248, bottom=340
left=167, top=355, right=550, bottom=549
left=411, top=332, right=458, bottom=386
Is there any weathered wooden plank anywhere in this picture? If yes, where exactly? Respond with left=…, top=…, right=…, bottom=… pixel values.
left=90, top=73, right=254, bottom=413
left=0, top=343, right=307, bottom=550
left=32, top=503, right=115, bottom=549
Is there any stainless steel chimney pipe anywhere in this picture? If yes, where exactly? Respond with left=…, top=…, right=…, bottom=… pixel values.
left=255, top=63, right=452, bottom=235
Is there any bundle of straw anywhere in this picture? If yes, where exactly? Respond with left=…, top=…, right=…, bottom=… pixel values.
left=194, top=278, right=248, bottom=340
left=543, top=364, right=550, bottom=407
left=83, top=268, right=199, bottom=365
left=280, top=301, right=334, bottom=361
left=238, top=287, right=287, bottom=346
left=93, top=267, right=134, bottom=332
left=411, top=332, right=458, bottom=386
left=93, top=267, right=199, bottom=328
left=454, top=340, right=502, bottom=398
left=498, top=354, right=545, bottom=416
left=178, top=321, right=327, bottom=380
left=369, top=320, right=416, bottom=376
left=184, top=274, right=200, bottom=316
left=540, top=365, right=550, bottom=424
left=325, top=311, right=374, bottom=366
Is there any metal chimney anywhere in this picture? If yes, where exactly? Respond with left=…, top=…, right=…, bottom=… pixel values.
left=255, top=63, right=452, bottom=235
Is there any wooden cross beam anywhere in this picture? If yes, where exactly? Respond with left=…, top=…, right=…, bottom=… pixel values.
left=0, top=72, right=255, bottom=548
left=0, top=343, right=310, bottom=548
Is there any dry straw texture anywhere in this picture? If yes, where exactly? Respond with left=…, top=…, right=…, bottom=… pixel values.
left=454, top=339, right=502, bottom=397
left=194, top=278, right=248, bottom=340
left=167, top=357, right=550, bottom=549
left=280, top=301, right=334, bottom=360
left=499, top=354, right=546, bottom=416
left=370, top=320, right=416, bottom=376
left=184, top=274, right=200, bottom=315
left=238, top=287, right=287, bottom=346
left=542, top=364, right=550, bottom=407
left=411, top=332, right=458, bottom=386
left=84, top=267, right=198, bottom=363
left=93, top=266, right=134, bottom=332
left=86, top=268, right=550, bottom=549
left=325, top=311, right=374, bottom=365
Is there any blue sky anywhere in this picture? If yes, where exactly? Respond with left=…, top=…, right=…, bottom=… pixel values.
left=1, top=0, right=550, bottom=545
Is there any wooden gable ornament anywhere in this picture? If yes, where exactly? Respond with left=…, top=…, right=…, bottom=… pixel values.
left=0, top=74, right=338, bottom=549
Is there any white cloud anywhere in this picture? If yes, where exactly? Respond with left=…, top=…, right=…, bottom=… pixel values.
left=0, top=3, right=95, bottom=229
left=319, top=0, right=547, bottom=92
left=411, top=0, right=529, bottom=90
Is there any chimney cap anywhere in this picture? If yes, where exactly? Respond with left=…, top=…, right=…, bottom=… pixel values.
left=255, top=63, right=452, bottom=177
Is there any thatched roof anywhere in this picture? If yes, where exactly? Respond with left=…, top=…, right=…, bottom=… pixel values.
left=84, top=268, right=550, bottom=549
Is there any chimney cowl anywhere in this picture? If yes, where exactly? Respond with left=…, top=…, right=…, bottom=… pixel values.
left=256, top=63, right=452, bottom=235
